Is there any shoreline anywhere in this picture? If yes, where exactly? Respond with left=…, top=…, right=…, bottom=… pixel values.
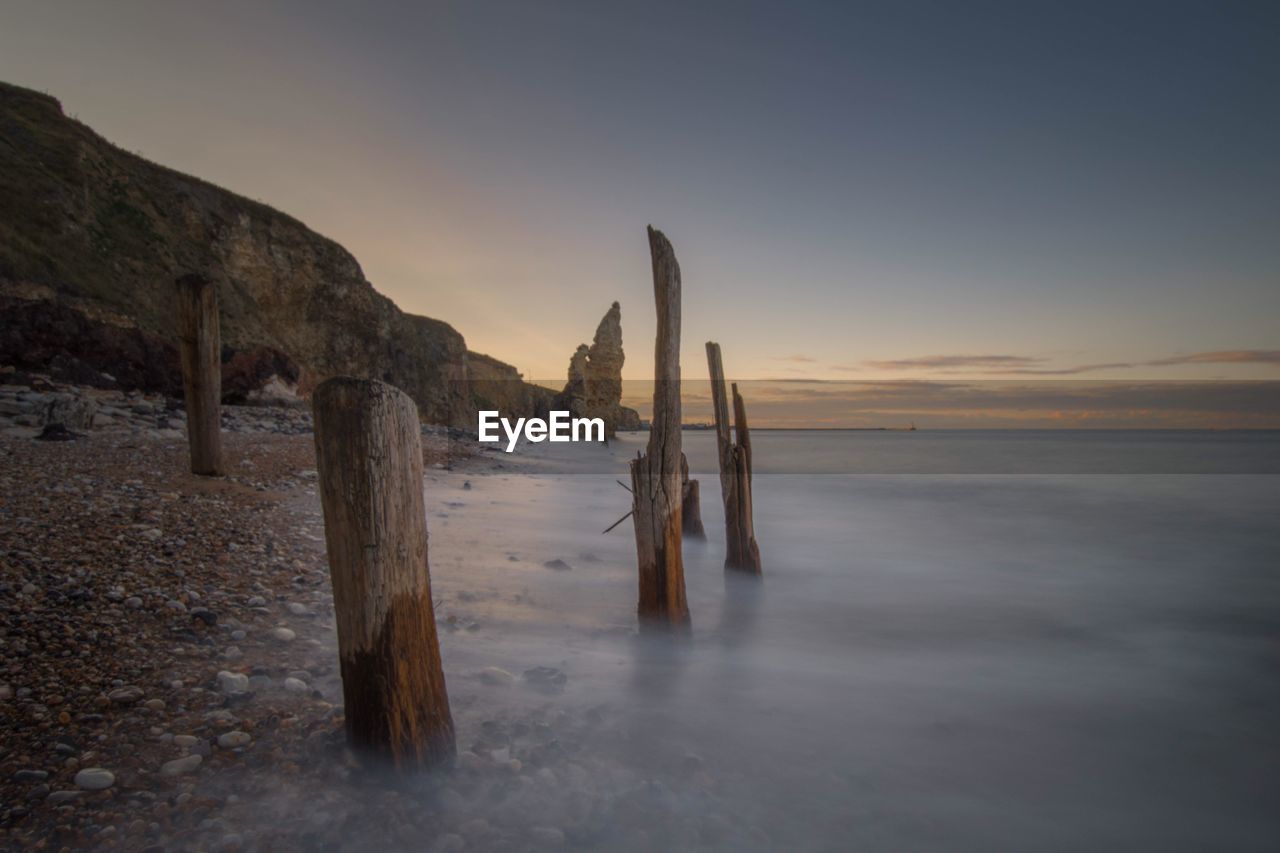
left=0, top=423, right=753, bottom=851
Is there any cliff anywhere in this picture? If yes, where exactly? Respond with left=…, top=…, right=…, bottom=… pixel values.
left=0, top=81, right=540, bottom=423
left=466, top=350, right=557, bottom=424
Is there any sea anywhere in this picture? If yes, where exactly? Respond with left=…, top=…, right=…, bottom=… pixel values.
left=414, top=429, right=1280, bottom=851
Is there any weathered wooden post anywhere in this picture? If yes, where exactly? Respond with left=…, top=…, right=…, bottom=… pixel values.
left=705, top=343, right=762, bottom=575
left=680, top=453, right=705, bottom=538
left=630, top=227, right=690, bottom=628
left=176, top=274, right=223, bottom=475
left=732, top=383, right=753, bottom=485
left=312, top=377, right=456, bottom=769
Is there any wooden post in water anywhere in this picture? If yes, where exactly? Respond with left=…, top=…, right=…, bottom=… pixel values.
left=730, top=382, right=761, bottom=572
left=176, top=274, right=223, bottom=475
left=312, top=377, right=456, bottom=769
left=630, top=227, right=690, bottom=628
left=732, top=383, right=753, bottom=485
left=705, top=344, right=762, bottom=575
left=681, top=453, right=705, bottom=538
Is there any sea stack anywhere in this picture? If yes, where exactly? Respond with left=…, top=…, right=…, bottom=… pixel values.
left=557, top=302, right=638, bottom=436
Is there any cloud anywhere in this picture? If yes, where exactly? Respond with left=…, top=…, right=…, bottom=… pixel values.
left=985, top=362, right=1135, bottom=375
left=866, top=354, right=1045, bottom=370
left=1146, top=350, right=1280, bottom=366
left=866, top=350, right=1280, bottom=375
left=624, top=378, right=1280, bottom=428
left=772, top=354, right=819, bottom=363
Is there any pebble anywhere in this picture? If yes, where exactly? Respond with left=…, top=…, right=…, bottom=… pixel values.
left=269, top=627, right=296, bottom=643
left=217, top=731, right=251, bottom=749
left=74, top=767, right=115, bottom=790
left=479, top=666, right=516, bottom=687
left=285, top=602, right=310, bottom=616
left=46, top=790, right=84, bottom=805
left=108, top=685, right=145, bottom=704
left=173, top=735, right=200, bottom=748
left=160, top=754, right=203, bottom=776
left=191, top=606, right=217, bottom=625
left=523, top=666, right=568, bottom=693
left=13, top=769, right=49, bottom=783
left=217, top=671, right=250, bottom=694
left=283, top=677, right=309, bottom=693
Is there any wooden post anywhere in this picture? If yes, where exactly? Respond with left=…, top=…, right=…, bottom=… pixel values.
left=705, top=344, right=762, bottom=575
left=630, top=227, right=690, bottom=629
left=730, top=382, right=761, bottom=573
left=681, top=453, right=705, bottom=538
left=312, top=377, right=456, bottom=769
left=706, top=341, right=733, bottom=508
left=732, top=383, right=752, bottom=484
left=176, top=274, right=223, bottom=475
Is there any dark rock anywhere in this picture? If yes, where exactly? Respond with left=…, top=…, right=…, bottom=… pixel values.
left=35, top=423, right=81, bottom=441
left=190, top=607, right=217, bottom=626
left=522, top=666, right=568, bottom=693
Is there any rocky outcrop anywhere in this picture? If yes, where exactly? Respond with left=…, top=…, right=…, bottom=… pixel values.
left=465, top=350, right=556, bottom=427
left=554, top=302, right=638, bottom=436
left=0, top=82, right=538, bottom=423
left=617, top=406, right=642, bottom=431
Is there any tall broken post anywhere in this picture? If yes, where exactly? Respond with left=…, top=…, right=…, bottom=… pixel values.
left=705, top=343, right=762, bottom=575
left=312, top=378, right=456, bottom=769
left=176, top=274, right=223, bottom=475
left=630, top=227, right=690, bottom=629
left=732, top=383, right=753, bottom=484
left=680, top=453, right=705, bottom=538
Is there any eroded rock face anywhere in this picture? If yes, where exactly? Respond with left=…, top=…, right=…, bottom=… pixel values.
left=556, top=302, right=629, bottom=437
left=0, top=82, right=540, bottom=423
left=465, top=351, right=555, bottom=428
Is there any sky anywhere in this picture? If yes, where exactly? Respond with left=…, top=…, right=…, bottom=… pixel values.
left=2, top=0, right=1278, bottom=390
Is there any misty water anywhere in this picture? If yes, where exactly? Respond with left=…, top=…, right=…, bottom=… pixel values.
left=375, top=430, right=1278, bottom=850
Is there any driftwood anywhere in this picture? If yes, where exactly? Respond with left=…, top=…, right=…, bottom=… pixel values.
left=312, top=378, right=456, bottom=769
left=175, top=274, right=223, bottom=475
left=630, top=227, right=690, bottom=629
left=680, top=453, right=705, bottom=537
left=705, top=343, right=762, bottom=575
